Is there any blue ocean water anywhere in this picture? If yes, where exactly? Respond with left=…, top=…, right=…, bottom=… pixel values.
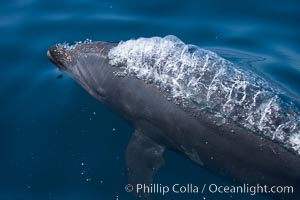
left=1, top=0, right=299, bottom=200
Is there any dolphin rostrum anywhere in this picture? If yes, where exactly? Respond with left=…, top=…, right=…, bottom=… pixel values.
left=47, top=36, right=300, bottom=199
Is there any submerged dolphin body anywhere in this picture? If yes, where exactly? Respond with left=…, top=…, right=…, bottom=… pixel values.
left=48, top=36, right=300, bottom=199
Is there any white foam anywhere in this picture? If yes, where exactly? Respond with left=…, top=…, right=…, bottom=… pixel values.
left=289, top=134, right=300, bottom=154
left=56, top=39, right=93, bottom=50
left=108, top=35, right=300, bottom=155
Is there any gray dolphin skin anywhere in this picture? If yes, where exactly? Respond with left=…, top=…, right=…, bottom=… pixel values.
left=47, top=36, right=300, bottom=200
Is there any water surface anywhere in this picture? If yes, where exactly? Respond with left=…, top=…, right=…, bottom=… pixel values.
left=1, top=0, right=299, bottom=200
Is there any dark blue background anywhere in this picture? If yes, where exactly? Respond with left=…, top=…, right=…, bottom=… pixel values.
left=1, top=0, right=299, bottom=199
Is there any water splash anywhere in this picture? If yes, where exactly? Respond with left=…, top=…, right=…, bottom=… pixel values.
left=56, top=39, right=93, bottom=50
left=108, top=35, right=300, bottom=154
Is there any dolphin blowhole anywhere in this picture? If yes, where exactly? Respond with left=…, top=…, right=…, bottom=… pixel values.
left=107, top=35, right=300, bottom=155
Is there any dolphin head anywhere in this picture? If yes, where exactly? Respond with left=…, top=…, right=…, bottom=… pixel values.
left=47, top=44, right=74, bottom=71
left=47, top=41, right=117, bottom=101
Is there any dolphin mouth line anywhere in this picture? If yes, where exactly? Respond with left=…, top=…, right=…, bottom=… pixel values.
left=47, top=50, right=67, bottom=70
left=47, top=50, right=56, bottom=65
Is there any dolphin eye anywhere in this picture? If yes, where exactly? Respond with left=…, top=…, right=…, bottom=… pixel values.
left=95, top=88, right=106, bottom=98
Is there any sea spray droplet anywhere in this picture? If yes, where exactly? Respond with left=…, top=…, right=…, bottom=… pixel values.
left=86, top=178, right=92, bottom=182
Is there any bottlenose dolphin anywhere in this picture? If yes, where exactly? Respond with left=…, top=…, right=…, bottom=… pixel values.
left=47, top=36, right=300, bottom=199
